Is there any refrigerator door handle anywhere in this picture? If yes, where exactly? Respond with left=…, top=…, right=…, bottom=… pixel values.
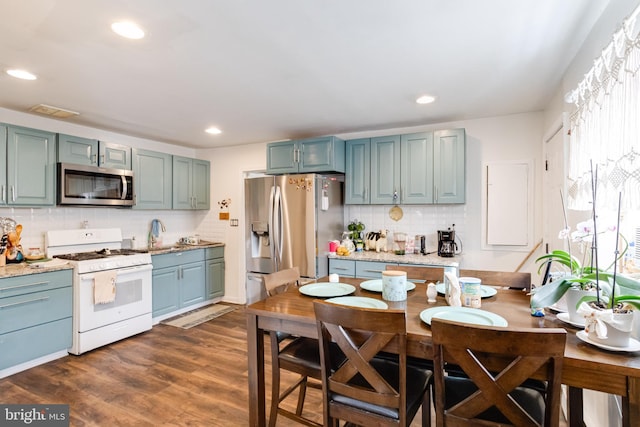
left=273, top=185, right=283, bottom=269
left=268, top=185, right=277, bottom=267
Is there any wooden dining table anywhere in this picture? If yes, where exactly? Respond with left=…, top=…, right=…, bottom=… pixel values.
left=246, top=276, right=640, bottom=427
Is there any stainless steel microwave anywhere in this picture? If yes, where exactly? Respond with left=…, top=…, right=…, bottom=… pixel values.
left=57, top=163, right=135, bottom=207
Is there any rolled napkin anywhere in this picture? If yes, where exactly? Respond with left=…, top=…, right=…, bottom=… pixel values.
left=577, top=302, right=633, bottom=339
left=444, top=272, right=461, bottom=306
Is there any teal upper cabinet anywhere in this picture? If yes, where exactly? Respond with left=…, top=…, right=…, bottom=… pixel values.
left=1, top=125, right=56, bottom=206
left=345, top=129, right=465, bottom=205
left=172, top=156, right=210, bottom=210
left=57, top=133, right=132, bottom=169
left=345, top=138, right=370, bottom=204
left=370, top=135, right=401, bottom=204
left=400, top=132, right=434, bottom=204
left=132, top=148, right=173, bottom=210
left=433, top=129, right=465, bottom=204
left=266, top=136, right=345, bottom=174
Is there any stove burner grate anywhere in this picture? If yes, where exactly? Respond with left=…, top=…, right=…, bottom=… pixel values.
left=54, top=248, right=149, bottom=261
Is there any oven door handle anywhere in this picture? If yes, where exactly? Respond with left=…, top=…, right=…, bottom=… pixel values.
left=80, top=264, right=152, bottom=280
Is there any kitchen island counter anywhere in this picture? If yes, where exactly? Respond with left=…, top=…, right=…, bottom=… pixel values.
left=329, top=250, right=460, bottom=267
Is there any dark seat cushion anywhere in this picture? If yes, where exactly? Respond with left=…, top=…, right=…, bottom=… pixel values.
left=330, top=358, right=432, bottom=420
left=444, top=375, right=545, bottom=424
left=279, top=337, right=344, bottom=372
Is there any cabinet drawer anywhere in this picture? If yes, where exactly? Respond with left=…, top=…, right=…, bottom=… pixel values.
left=0, top=317, right=72, bottom=370
left=0, top=270, right=72, bottom=299
left=329, top=258, right=355, bottom=277
left=152, top=249, right=204, bottom=269
left=0, top=286, right=72, bottom=335
left=205, top=246, right=224, bottom=259
left=355, top=261, right=395, bottom=279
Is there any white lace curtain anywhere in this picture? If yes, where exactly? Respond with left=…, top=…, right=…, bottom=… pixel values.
left=568, top=5, right=640, bottom=211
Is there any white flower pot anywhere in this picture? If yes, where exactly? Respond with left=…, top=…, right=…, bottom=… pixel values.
left=587, top=311, right=634, bottom=348
left=565, top=287, right=597, bottom=324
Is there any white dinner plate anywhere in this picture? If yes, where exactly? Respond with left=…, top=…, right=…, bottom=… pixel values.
left=325, top=296, right=388, bottom=309
left=419, top=306, right=508, bottom=327
left=576, top=331, right=640, bottom=352
left=360, top=279, right=416, bottom=293
left=435, top=282, right=498, bottom=298
left=298, top=282, right=356, bottom=298
left=556, top=312, right=585, bottom=328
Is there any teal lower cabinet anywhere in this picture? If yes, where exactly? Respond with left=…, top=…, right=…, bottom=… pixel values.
left=0, top=269, right=73, bottom=377
left=152, top=249, right=206, bottom=320
left=206, top=247, right=225, bottom=299
left=329, top=258, right=457, bottom=280
left=328, top=258, right=356, bottom=277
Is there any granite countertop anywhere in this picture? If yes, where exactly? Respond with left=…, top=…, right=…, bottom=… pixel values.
left=329, top=250, right=460, bottom=267
left=0, top=259, right=74, bottom=279
left=147, top=240, right=225, bottom=255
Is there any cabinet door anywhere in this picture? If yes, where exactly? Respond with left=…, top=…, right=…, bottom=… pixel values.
left=0, top=125, right=6, bottom=205
left=7, top=126, right=56, bottom=206
left=180, top=262, right=205, bottom=307
left=192, top=159, right=210, bottom=210
left=434, top=129, right=465, bottom=204
left=370, top=135, right=400, bottom=204
left=57, top=133, right=98, bottom=166
left=100, top=142, right=131, bottom=169
left=401, top=132, right=434, bottom=204
left=172, top=156, right=193, bottom=209
left=299, top=136, right=345, bottom=173
left=266, top=140, right=298, bottom=174
left=152, top=267, right=180, bottom=317
left=206, top=258, right=225, bottom=299
left=345, top=138, right=370, bottom=204
left=132, top=148, right=173, bottom=210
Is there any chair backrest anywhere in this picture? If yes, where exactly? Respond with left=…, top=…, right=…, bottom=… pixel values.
left=385, top=264, right=444, bottom=283
left=313, top=300, right=408, bottom=426
left=458, top=269, right=532, bottom=291
left=431, top=318, right=566, bottom=427
left=262, top=267, right=300, bottom=297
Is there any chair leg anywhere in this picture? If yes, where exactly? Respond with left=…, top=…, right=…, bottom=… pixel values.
left=268, top=365, right=281, bottom=427
left=295, top=377, right=308, bottom=415
left=422, top=385, right=432, bottom=427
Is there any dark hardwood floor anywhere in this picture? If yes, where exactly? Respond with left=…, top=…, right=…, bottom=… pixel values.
left=1, top=305, right=566, bottom=426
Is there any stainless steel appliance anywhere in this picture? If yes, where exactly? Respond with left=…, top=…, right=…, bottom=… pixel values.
left=45, top=228, right=152, bottom=355
left=245, top=174, right=344, bottom=304
left=57, top=163, right=134, bottom=207
left=438, top=228, right=457, bottom=257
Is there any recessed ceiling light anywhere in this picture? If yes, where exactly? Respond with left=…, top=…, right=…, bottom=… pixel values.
left=416, top=94, right=436, bottom=104
left=111, top=21, right=145, bottom=39
left=205, top=127, right=222, bottom=135
left=6, top=69, right=37, bottom=80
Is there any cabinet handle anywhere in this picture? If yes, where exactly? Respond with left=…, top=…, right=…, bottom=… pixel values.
left=333, top=267, right=350, bottom=271
left=11, top=186, right=15, bottom=202
left=434, top=185, right=438, bottom=203
left=92, top=154, right=98, bottom=165
left=0, top=296, right=50, bottom=309
left=1, top=185, right=5, bottom=202
left=364, top=269, right=383, bottom=274
left=100, top=154, right=105, bottom=165
left=2, top=280, right=50, bottom=291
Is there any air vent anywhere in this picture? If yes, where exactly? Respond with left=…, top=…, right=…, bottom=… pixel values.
left=29, top=104, right=79, bottom=118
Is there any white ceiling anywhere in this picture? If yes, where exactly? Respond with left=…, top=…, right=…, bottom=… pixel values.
left=0, top=0, right=610, bottom=149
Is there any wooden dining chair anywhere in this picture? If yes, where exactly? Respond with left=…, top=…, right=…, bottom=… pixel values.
left=262, top=267, right=322, bottom=427
left=386, top=264, right=444, bottom=283
left=458, top=269, right=532, bottom=291
left=314, top=300, right=432, bottom=427
left=431, top=318, right=566, bottom=427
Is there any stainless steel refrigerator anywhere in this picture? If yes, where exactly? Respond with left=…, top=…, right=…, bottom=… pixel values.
left=245, top=173, right=344, bottom=303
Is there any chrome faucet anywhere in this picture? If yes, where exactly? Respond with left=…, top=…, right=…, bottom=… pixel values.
left=148, top=219, right=167, bottom=248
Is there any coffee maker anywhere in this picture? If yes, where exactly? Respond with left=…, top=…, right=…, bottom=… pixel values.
left=437, top=228, right=457, bottom=257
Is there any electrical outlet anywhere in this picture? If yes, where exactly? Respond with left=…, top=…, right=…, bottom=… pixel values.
left=230, top=219, right=239, bottom=227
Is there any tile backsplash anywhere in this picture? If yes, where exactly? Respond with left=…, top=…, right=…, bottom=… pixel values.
left=344, top=204, right=467, bottom=253
left=0, top=207, right=204, bottom=253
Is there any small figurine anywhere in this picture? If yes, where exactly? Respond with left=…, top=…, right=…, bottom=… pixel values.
left=427, top=282, right=437, bottom=303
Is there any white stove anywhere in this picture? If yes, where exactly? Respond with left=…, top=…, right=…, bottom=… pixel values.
left=46, top=228, right=153, bottom=355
